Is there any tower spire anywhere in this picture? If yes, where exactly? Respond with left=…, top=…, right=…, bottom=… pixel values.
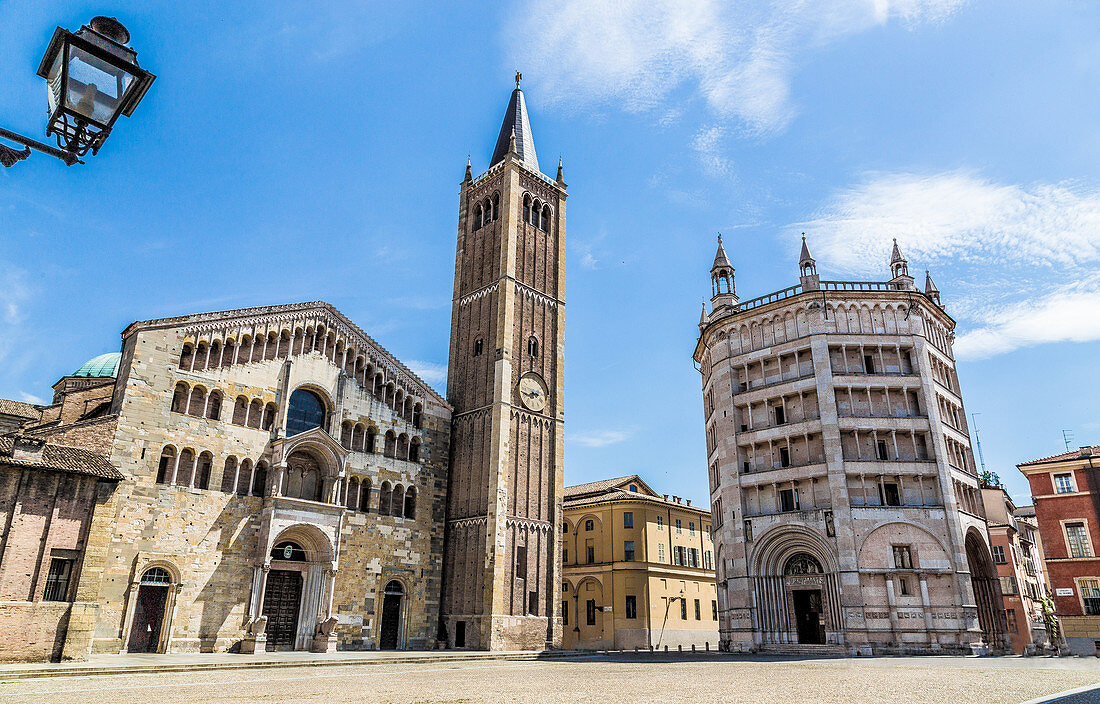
left=710, top=234, right=737, bottom=308
left=799, top=233, right=820, bottom=291
left=889, top=238, right=914, bottom=289
left=489, top=75, right=539, bottom=173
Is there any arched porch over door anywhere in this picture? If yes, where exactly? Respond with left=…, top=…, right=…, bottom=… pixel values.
left=750, top=525, right=843, bottom=645
left=252, top=523, right=336, bottom=652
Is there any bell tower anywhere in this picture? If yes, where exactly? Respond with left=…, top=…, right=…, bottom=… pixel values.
left=441, top=74, right=566, bottom=650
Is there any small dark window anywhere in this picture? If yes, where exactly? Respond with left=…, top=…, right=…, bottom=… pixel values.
left=528, top=336, right=539, bottom=359
left=680, top=599, right=688, bottom=620
left=877, top=441, right=889, bottom=461
left=773, top=406, right=785, bottom=425
left=473, top=338, right=483, bottom=357
left=625, top=595, right=637, bottom=619
left=864, top=355, right=875, bottom=374
left=991, top=545, right=1006, bottom=564
left=562, top=601, right=569, bottom=625
left=694, top=599, right=701, bottom=620
left=455, top=621, right=466, bottom=648
left=779, top=488, right=798, bottom=512
left=882, top=482, right=901, bottom=506
left=43, top=558, right=73, bottom=601
left=779, top=447, right=790, bottom=468
left=712, top=600, right=718, bottom=620
left=586, top=599, right=596, bottom=625
left=515, top=545, right=527, bottom=581
left=563, top=548, right=568, bottom=563
left=585, top=519, right=593, bottom=531
left=586, top=544, right=595, bottom=564
left=528, top=591, right=538, bottom=615
left=629, top=484, right=637, bottom=492
left=899, top=577, right=911, bottom=596
left=624, top=541, right=635, bottom=562
left=623, top=512, right=633, bottom=528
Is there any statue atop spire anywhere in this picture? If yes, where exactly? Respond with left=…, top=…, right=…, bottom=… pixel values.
left=515, top=70, right=522, bottom=89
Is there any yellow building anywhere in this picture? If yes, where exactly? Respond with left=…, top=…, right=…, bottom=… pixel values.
left=562, top=476, right=718, bottom=650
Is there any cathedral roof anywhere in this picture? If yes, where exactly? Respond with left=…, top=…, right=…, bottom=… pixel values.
left=72, top=352, right=121, bottom=378
left=0, top=398, right=40, bottom=420
left=0, top=435, right=123, bottom=481
left=489, top=81, right=539, bottom=174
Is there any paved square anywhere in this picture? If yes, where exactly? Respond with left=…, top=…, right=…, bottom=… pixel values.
left=1, top=654, right=1098, bottom=704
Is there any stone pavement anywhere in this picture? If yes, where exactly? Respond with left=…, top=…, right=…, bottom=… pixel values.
left=0, top=651, right=1097, bottom=704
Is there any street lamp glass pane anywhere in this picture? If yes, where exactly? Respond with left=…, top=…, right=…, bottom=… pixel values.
left=45, top=52, right=64, bottom=116
left=65, top=45, right=135, bottom=124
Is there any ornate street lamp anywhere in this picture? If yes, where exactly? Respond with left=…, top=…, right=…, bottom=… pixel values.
left=0, top=17, right=156, bottom=167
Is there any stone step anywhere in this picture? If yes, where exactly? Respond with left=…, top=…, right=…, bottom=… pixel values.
left=758, top=643, right=848, bottom=657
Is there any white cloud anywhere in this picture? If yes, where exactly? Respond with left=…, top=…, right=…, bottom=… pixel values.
left=691, top=125, right=733, bottom=177
left=406, top=360, right=447, bottom=384
left=799, top=171, right=1100, bottom=359
left=955, top=288, right=1100, bottom=360
left=571, top=428, right=636, bottom=448
left=18, top=391, right=44, bottom=405
left=509, top=0, right=965, bottom=135
left=0, top=267, right=30, bottom=364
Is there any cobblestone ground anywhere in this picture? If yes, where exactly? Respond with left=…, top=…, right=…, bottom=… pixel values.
left=1, top=654, right=1097, bottom=704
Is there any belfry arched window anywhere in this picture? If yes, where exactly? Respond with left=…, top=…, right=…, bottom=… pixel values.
left=473, top=338, right=483, bottom=357
left=286, top=388, right=326, bottom=436
left=527, top=336, right=539, bottom=359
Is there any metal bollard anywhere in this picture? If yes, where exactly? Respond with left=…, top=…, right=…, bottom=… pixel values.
left=705, top=642, right=710, bottom=651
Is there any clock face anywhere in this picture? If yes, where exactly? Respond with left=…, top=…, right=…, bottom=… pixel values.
left=517, top=375, right=547, bottom=412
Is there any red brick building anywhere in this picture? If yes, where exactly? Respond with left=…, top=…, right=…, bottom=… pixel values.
left=1019, top=446, right=1100, bottom=656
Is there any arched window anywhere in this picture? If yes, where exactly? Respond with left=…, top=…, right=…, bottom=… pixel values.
left=493, top=192, right=500, bottom=218
left=262, top=402, right=278, bottom=431
left=409, top=438, right=421, bottom=463
left=527, top=336, right=539, bottom=359
left=265, top=332, right=279, bottom=361
left=287, top=388, right=326, bottom=436
left=483, top=197, right=492, bottom=227
left=379, top=481, right=392, bottom=514
left=341, top=421, right=353, bottom=448
left=179, top=344, right=194, bottom=370
left=209, top=341, right=221, bottom=367
left=360, top=479, right=372, bottom=512
left=237, top=459, right=253, bottom=496
left=278, top=331, right=291, bottom=357
left=251, top=461, right=267, bottom=497
left=171, top=382, right=188, bottom=414
left=354, top=424, right=366, bottom=452
left=412, top=404, right=423, bottom=429
left=541, top=205, right=551, bottom=232
left=220, top=456, right=238, bottom=493
left=397, top=433, right=410, bottom=460
left=384, top=431, right=397, bottom=458
left=141, top=567, right=172, bottom=585
left=188, top=386, right=206, bottom=416
left=391, top=484, right=405, bottom=517
left=248, top=399, right=263, bottom=429
left=176, top=449, right=195, bottom=488
left=222, top=339, right=236, bottom=366
left=473, top=338, right=483, bottom=357
left=530, top=200, right=541, bottom=227
left=207, top=391, right=222, bottom=420
left=366, top=427, right=378, bottom=453
left=232, top=396, right=248, bottom=425
left=250, top=335, right=264, bottom=363
left=404, top=487, right=416, bottom=519
left=346, top=477, right=359, bottom=510
left=195, top=452, right=213, bottom=490
left=473, top=204, right=483, bottom=230
left=195, top=343, right=209, bottom=370
left=523, top=194, right=532, bottom=224
left=155, top=446, right=175, bottom=484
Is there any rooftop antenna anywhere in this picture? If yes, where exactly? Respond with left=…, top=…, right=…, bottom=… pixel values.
left=971, top=413, right=988, bottom=475
left=1063, top=429, right=1075, bottom=452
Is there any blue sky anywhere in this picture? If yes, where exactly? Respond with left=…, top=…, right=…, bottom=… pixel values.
left=2, top=1, right=1098, bottom=506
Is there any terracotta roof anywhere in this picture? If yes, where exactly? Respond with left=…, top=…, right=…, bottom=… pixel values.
left=0, top=436, right=123, bottom=480
left=564, top=475, right=642, bottom=497
left=0, top=398, right=39, bottom=420
left=1018, top=445, right=1100, bottom=467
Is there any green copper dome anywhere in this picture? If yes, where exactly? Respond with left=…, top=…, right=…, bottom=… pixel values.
left=72, top=352, right=121, bottom=378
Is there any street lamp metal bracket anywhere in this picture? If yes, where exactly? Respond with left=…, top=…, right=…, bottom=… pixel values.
left=0, top=127, right=82, bottom=167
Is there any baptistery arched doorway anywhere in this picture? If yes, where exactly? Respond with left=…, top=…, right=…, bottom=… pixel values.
left=785, top=554, right=826, bottom=645
left=965, top=529, right=1006, bottom=648
left=750, top=526, right=842, bottom=645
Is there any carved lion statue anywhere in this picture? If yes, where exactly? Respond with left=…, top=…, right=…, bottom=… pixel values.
left=315, top=616, right=338, bottom=637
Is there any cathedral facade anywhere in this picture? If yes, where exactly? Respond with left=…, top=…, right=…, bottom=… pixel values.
left=696, top=237, right=1007, bottom=654
left=0, top=80, right=563, bottom=660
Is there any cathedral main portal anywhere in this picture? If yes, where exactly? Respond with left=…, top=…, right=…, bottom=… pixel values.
left=262, top=569, right=303, bottom=651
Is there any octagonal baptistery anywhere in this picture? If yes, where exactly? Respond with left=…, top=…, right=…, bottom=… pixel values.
left=78, top=301, right=451, bottom=656
left=694, top=237, right=1008, bottom=655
